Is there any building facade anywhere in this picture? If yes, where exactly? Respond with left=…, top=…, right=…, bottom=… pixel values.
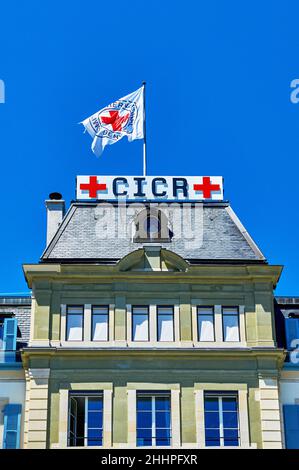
left=276, top=297, right=299, bottom=448
left=20, top=192, right=286, bottom=449
left=0, top=295, right=31, bottom=448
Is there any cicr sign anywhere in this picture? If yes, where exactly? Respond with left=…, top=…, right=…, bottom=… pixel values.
left=76, top=175, right=224, bottom=201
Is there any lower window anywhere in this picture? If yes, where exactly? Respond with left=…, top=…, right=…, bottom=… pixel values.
left=68, top=392, right=103, bottom=447
left=204, top=392, right=239, bottom=447
left=137, top=392, right=171, bottom=447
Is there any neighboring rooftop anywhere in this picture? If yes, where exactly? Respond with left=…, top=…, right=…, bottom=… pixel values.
left=0, top=294, right=31, bottom=305
left=0, top=294, right=31, bottom=347
left=276, top=297, right=299, bottom=305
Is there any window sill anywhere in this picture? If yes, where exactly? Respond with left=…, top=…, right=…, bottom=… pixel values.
left=192, top=341, right=247, bottom=348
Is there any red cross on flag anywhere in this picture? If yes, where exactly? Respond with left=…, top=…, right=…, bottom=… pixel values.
left=81, top=87, right=144, bottom=157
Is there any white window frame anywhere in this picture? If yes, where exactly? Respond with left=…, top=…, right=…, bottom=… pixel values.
left=194, top=384, right=251, bottom=449
left=59, top=304, right=115, bottom=347
left=204, top=392, right=240, bottom=447
left=136, top=393, right=172, bottom=447
left=132, top=306, right=150, bottom=342
left=197, top=307, right=215, bottom=342
left=127, top=384, right=181, bottom=448
left=126, top=304, right=180, bottom=346
left=191, top=302, right=246, bottom=347
left=157, top=306, right=175, bottom=342
left=222, top=307, right=240, bottom=342
left=91, top=306, right=109, bottom=342
left=57, top=385, right=113, bottom=448
left=68, top=393, right=104, bottom=447
left=66, top=306, right=84, bottom=342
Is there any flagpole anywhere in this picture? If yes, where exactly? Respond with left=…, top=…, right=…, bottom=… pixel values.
left=142, top=81, right=147, bottom=176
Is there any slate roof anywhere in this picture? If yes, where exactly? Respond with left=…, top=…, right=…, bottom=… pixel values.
left=0, top=295, right=32, bottom=348
left=41, top=201, right=265, bottom=264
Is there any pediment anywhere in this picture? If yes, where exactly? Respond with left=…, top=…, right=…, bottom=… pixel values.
left=116, top=247, right=189, bottom=272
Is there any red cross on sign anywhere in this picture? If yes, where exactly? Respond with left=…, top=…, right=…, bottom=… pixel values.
left=193, top=177, right=221, bottom=198
left=100, top=110, right=130, bottom=132
left=79, top=176, right=107, bottom=198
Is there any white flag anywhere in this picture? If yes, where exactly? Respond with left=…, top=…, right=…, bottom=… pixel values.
left=81, top=86, right=144, bottom=157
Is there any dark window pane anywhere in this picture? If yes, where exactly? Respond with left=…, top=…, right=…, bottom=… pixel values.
left=7, top=414, right=18, bottom=429
left=223, top=411, right=238, bottom=428
left=205, top=440, right=219, bottom=447
left=224, top=429, right=239, bottom=446
left=137, top=437, right=152, bottom=447
left=222, top=397, right=237, bottom=411
left=155, top=397, right=170, bottom=411
left=156, top=437, right=171, bottom=446
left=204, top=411, right=220, bottom=428
left=5, top=431, right=17, bottom=449
left=204, top=397, right=219, bottom=411
left=88, top=428, right=102, bottom=439
left=88, top=398, right=103, bottom=411
left=156, top=426, right=171, bottom=446
left=137, top=411, right=152, bottom=428
left=156, top=428, right=171, bottom=439
left=205, top=429, right=220, bottom=447
left=88, top=411, right=103, bottom=428
left=137, top=427, right=152, bottom=447
left=137, top=428, right=152, bottom=438
left=88, top=439, right=102, bottom=446
left=156, top=411, right=171, bottom=428
left=137, top=397, right=152, bottom=411
left=75, top=436, right=84, bottom=447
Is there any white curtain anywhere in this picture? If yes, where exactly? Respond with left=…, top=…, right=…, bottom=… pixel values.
left=223, top=315, right=239, bottom=341
left=93, top=315, right=108, bottom=340
left=133, top=314, right=149, bottom=341
left=198, top=315, right=214, bottom=341
left=67, top=314, right=83, bottom=341
left=158, top=315, right=174, bottom=341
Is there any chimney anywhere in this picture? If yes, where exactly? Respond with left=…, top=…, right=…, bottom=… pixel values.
left=45, top=192, right=65, bottom=246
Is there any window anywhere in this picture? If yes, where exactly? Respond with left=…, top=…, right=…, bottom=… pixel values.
left=204, top=392, right=239, bottom=447
left=285, top=316, right=299, bottom=351
left=197, top=307, right=215, bottom=341
left=157, top=307, right=174, bottom=342
left=132, top=306, right=149, bottom=341
left=0, top=317, right=17, bottom=351
left=222, top=307, right=240, bottom=342
left=134, top=208, right=172, bottom=242
left=66, top=306, right=84, bottom=341
left=0, top=318, right=4, bottom=349
left=68, top=393, right=103, bottom=447
left=92, top=306, right=109, bottom=341
left=283, top=404, right=299, bottom=448
left=144, top=214, right=163, bottom=240
left=137, top=393, right=171, bottom=447
left=3, top=404, right=22, bottom=449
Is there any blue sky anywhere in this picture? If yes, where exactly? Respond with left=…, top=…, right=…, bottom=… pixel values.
left=0, top=0, right=298, bottom=295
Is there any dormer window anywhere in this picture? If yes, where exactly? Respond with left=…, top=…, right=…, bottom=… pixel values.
left=144, top=214, right=161, bottom=239
left=134, top=208, right=172, bottom=242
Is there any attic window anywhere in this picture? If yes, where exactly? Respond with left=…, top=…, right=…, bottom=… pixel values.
left=134, top=208, right=172, bottom=243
